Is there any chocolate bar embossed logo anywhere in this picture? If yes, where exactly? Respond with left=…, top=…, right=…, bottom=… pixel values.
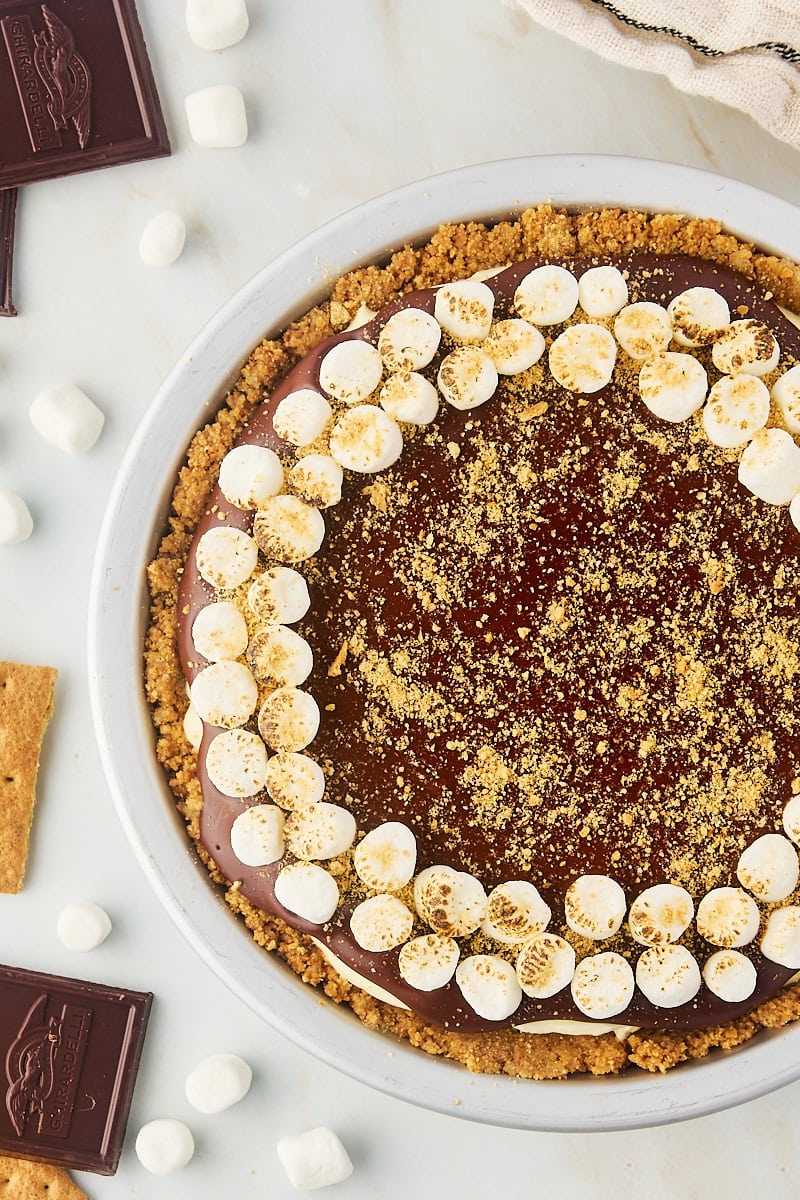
left=0, top=4, right=92, bottom=155
left=5, top=993, right=92, bottom=1139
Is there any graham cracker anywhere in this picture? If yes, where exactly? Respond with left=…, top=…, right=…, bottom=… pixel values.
left=0, top=1155, right=89, bottom=1198
left=0, top=662, right=57, bottom=893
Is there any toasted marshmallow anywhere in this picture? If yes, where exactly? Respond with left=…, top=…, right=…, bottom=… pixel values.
left=695, top=886, right=760, bottom=947
left=185, top=1053, right=252, bottom=1115
left=57, top=901, right=112, bottom=952
left=205, top=729, right=268, bottom=797
left=483, top=319, right=545, bottom=375
left=319, top=340, right=383, bottom=404
left=230, top=803, right=285, bottom=866
left=183, top=703, right=203, bottom=750
left=350, top=894, right=414, bottom=952
left=289, top=454, right=343, bottom=508
left=29, top=383, right=104, bottom=454
left=191, top=601, right=248, bottom=661
left=353, top=821, right=416, bottom=891
left=614, top=303, right=672, bottom=360
left=285, top=802, right=356, bottom=860
left=258, top=687, right=320, bottom=752
left=189, top=660, right=258, bottom=728
left=564, top=874, right=626, bottom=940
left=253, top=495, right=325, bottom=563
left=736, top=832, right=799, bottom=902
left=549, top=324, right=617, bottom=394
left=578, top=265, right=628, bottom=318
left=455, top=954, right=522, bottom=1021
left=570, top=951, right=634, bottom=1019
left=185, top=83, right=247, bottom=148
left=247, top=625, right=313, bottom=689
left=515, top=932, right=576, bottom=999
left=0, top=491, right=33, bottom=544
left=635, top=944, right=701, bottom=1008
left=398, top=934, right=460, bottom=991
left=265, top=752, right=325, bottom=810
left=274, top=861, right=339, bottom=924
left=185, top=0, right=249, bottom=51
left=638, top=352, right=707, bottom=422
left=378, top=307, right=441, bottom=371
left=379, top=372, right=439, bottom=425
left=219, top=444, right=283, bottom=509
left=783, top=794, right=800, bottom=844
left=772, top=364, right=800, bottom=434
left=738, top=427, right=800, bottom=504
left=434, top=279, right=494, bottom=341
left=668, top=287, right=730, bottom=347
left=329, top=404, right=403, bottom=473
left=761, top=906, right=800, bottom=968
left=702, top=949, right=757, bottom=1002
left=276, top=1127, right=353, bottom=1192
left=248, top=566, right=310, bottom=625
left=139, top=211, right=186, bottom=267
left=135, top=1118, right=195, bottom=1175
left=702, top=375, right=770, bottom=448
left=196, top=526, right=258, bottom=589
left=514, top=265, right=578, bottom=326
left=711, top=319, right=780, bottom=376
left=481, top=881, right=551, bottom=944
left=437, top=347, right=498, bottom=410
left=273, top=388, right=333, bottom=447
left=414, top=865, right=487, bottom=937
left=628, top=883, right=694, bottom=946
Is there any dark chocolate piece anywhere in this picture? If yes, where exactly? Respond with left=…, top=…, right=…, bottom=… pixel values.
left=0, top=0, right=169, bottom=188
left=0, top=188, right=17, bottom=316
left=0, top=962, right=151, bottom=1175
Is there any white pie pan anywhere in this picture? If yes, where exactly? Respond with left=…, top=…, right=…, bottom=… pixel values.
left=89, top=154, right=800, bottom=1131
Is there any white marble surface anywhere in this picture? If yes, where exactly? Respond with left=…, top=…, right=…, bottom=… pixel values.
left=2, top=1, right=800, bottom=1196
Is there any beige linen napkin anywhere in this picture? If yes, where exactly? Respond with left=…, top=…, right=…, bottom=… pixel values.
left=508, top=0, right=800, bottom=150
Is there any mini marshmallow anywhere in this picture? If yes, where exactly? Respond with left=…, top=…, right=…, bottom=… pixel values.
left=328, top=405, right=403, bottom=473
left=353, top=821, right=416, bottom=891
left=514, top=265, right=578, bottom=326
left=139, top=212, right=186, bottom=266
left=185, top=84, right=247, bottom=147
left=434, top=279, right=494, bottom=340
left=219, top=444, right=283, bottom=509
left=783, top=794, right=800, bottom=843
left=205, top=728, right=268, bottom=797
left=695, top=886, right=760, bottom=948
left=414, top=865, right=487, bottom=937
left=285, top=801, right=356, bottom=860
left=564, top=874, right=626, bottom=940
left=481, top=880, right=551, bottom=944
left=549, top=323, right=617, bottom=394
left=638, top=352, right=707, bottom=422
left=253, top=495, right=325, bottom=563
left=668, top=286, right=730, bottom=347
left=761, top=906, right=800, bottom=968
left=189, top=660, right=258, bottom=728
left=289, top=454, right=343, bottom=508
left=437, top=347, right=498, bottom=410
left=379, top=372, right=439, bottom=425
left=613, top=303, right=672, bottom=360
left=516, top=933, right=576, bottom=999
left=0, top=491, right=33, bottom=544
left=482, top=318, right=545, bottom=375
left=319, top=340, right=383, bottom=404
left=703, top=950, right=757, bottom=1003
left=455, top=954, right=522, bottom=1021
left=258, top=687, right=320, bottom=752
left=398, top=934, right=460, bottom=991
left=57, top=902, right=112, bottom=952
left=191, top=601, right=248, bottom=661
left=185, top=0, right=249, bottom=50
left=738, top=427, right=800, bottom=505
left=230, top=803, right=285, bottom=866
left=196, top=526, right=258, bottom=589
left=628, top=883, right=694, bottom=946
left=350, top=894, right=414, bottom=952
left=248, top=566, right=310, bottom=625
left=635, top=944, right=701, bottom=1008
left=246, top=625, right=313, bottom=688
left=185, top=1053, right=252, bottom=1114
left=736, top=832, right=799, bottom=902
left=711, top=319, right=779, bottom=376
left=273, top=389, right=333, bottom=447
left=30, top=384, right=104, bottom=454
left=702, top=375, right=770, bottom=448
left=274, top=862, right=339, bottom=924
left=772, top=364, right=800, bottom=434
left=183, top=703, right=203, bottom=750
left=570, top=951, right=634, bottom=1019
left=578, top=265, right=628, bottom=318
left=135, top=1119, right=195, bottom=1175
left=276, top=1126, right=353, bottom=1192
left=264, top=752, right=325, bottom=810
left=378, top=307, right=441, bottom=371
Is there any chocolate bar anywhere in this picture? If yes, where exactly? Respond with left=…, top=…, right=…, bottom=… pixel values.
left=0, top=962, right=151, bottom=1175
left=0, top=188, right=16, bottom=316
left=0, top=0, right=170, bottom=188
